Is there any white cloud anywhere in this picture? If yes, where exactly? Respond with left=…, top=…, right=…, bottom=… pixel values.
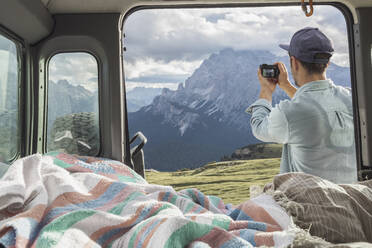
left=49, top=52, right=98, bottom=92
left=123, top=5, right=350, bottom=87
left=124, top=58, right=203, bottom=83
left=124, top=6, right=348, bottom=59
left=331, top=53, right=350, bottom=67
left=225, top=11, right=270, bottom=24
left=0, top=50, right=18, bottom=75
left=125, top=82, right=179, bottom=91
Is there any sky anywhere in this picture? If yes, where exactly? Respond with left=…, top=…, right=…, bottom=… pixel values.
left=47, top=5, right=350, bottom=92
left=123, top=5, right=350, bottom=91
left=0, top=35, right=18, bottom=111
left=0, top=35, right=18, bottom=76
left=49, top=53, right=98, bottom=92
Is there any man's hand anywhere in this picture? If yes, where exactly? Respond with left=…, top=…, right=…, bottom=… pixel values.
left=257, top=68, right=277, bottom=102
left=274, top=62, right=297, bottom=99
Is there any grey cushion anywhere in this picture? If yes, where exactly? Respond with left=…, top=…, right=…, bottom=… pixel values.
left=270, top=173, right=372, bottom=243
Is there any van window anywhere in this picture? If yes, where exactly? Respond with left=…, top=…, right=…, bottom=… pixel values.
left=47, top=52, right=100, bottom=156
left=123, top=6, right=353, bottom=203
left=0, top=33, right=20, bottom=163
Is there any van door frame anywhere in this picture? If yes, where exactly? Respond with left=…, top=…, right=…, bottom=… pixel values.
left=121, top=2, right=361, bottom=179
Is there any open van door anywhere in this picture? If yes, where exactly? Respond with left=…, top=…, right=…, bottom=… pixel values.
left=354, top=7, right=372, bottom=180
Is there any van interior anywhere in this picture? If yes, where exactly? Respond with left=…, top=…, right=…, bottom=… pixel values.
left=0, top=0, right=372, bottom=247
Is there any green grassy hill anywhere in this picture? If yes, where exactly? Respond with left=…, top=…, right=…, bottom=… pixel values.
left=146, top=158, right=280, bottom=205
left=225, top=143, right=283, bottom=160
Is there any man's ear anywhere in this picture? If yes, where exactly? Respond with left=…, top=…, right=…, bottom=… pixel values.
left=291, top=56, right=299, bottom=71
left=290, top=56, right=294, bottom=68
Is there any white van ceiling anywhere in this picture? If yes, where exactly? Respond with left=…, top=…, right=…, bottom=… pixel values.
left=41, top=0, right=372, bottom=14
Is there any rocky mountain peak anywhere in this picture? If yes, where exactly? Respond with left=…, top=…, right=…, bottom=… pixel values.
left=143, top=49, right=292, bottom=135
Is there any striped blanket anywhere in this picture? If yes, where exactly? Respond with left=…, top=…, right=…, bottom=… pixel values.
left=0, top=153, right=295, bottom=247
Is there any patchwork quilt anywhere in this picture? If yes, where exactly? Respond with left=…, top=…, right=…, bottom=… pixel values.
left=0, top=153, right=295, bottom=248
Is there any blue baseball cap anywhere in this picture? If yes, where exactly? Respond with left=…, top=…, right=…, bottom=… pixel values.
left=279, top=27, right=334, bottom=64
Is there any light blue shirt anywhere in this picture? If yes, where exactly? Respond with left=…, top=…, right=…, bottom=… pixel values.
left=247, top=79, right=358, bottom=184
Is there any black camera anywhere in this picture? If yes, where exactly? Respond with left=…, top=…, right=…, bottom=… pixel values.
left=260, top=64, right=280, bottom=79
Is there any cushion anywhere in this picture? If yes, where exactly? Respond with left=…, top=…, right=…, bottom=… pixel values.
left=269, top=172, right=372, bottom=243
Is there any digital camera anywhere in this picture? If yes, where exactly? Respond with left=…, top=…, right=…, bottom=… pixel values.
left=260, top=64, right=280, bottom=79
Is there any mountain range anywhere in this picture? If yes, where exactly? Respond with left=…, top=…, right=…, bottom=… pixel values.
left=127, top=87, right=163, bottom=112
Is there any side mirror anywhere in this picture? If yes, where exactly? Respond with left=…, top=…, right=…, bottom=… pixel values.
left=129, top=132, right=147, bottom=178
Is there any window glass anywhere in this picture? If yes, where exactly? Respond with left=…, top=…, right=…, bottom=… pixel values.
left=123, top=6, right=353, bottom=203
left=47, top=52, right=100, bottom=156
left=0, top=34, right=19, bottom=163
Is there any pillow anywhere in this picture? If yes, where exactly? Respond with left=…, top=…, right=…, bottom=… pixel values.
left=269, top=172, right=372, bottom=243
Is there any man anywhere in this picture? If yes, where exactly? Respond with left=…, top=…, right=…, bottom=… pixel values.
left=247, top=27, right=357, bottom=184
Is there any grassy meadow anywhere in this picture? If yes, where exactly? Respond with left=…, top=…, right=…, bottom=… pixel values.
left=146, top=158, right=280, bottom=205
